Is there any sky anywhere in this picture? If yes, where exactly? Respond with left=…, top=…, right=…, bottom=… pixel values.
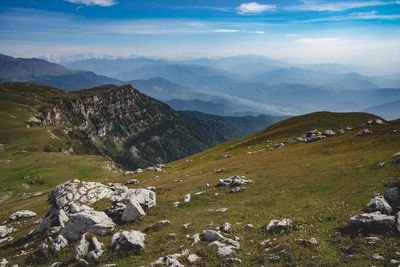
left=0, top=0, right=400, bottom=71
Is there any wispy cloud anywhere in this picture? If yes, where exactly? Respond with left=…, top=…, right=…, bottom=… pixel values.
left=236, top=2, right=276, bottom=15
left=285, top=0, right=400, bottom=12
left=212, top=29, right=240, bottom=33
left=305, top=10, right=400, bottom=22
left=286, top=33, right=298, bottom=37
left=65, top=0, right=117, bottom=7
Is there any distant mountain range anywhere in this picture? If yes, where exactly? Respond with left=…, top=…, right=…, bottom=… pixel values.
left=364, top=100, right=400, bottom=121
left=1, top=54, right=399, bottom=120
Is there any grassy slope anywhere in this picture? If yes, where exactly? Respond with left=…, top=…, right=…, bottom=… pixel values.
left=0, top=82, right=120, bottom=199
left=1, top=110, right=400, bottom=266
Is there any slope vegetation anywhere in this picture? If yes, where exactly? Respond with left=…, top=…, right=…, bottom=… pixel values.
left=0, top=111, right=399, bottom=266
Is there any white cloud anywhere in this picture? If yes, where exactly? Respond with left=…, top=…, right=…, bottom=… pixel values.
left=247, top=30, right=265, bottom=34
left=285, top=33, right=298, bottom=37
left=66, top=0, right=117, bottom=7
left=305, top=10, right=400, bottom=22
left=212, top=29, right=240, bottom=33
left=286, top=0, right=399, bottom=12
left=297, top=37, right=342, bottom=45
left=236, top=2, right=276, bottom=15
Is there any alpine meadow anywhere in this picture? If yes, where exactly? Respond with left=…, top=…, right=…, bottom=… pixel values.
left=0, top=0, right=400, bottom=266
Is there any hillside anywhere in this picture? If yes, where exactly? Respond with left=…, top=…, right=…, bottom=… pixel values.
left=364, top=100, right=400, bottom=120
left=0, top=54, right=123, bottom=90
left=0, top=82, right=283, bottom=171
left=0, top=111, right=399, bottom=266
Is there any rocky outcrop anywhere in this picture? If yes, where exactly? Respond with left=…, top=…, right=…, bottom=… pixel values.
left=61, top=210, right=115, bottom=240
left=217, top=176, right=253, bottom=187
left=121, top=199, right=146, bottom=223
left=110, top=230, right=146, bottom=251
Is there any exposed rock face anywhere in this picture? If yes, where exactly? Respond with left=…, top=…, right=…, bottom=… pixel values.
left=110, top=230, right=146, bottom=251
left=366, top=194, right=392, bottom=214
left=266, top=218, right=293, bottom=231
left=121, top=199, right=146, bottom=223
left=41, top=207, right=69, bottom=232
left=61, top=210, right=115, bottom=240
left=9, top=210, right=37, bottom=220
left=349, top=211, right=395, bottom=231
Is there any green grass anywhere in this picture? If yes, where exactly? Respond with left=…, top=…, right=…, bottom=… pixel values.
left=0, top=91, right=399, bottom=267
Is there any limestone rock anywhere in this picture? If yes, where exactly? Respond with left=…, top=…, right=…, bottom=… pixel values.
left=322, top=130, right=336, bottom=136
left=355, top=129, right=372, bottom=136
left=191, top=233, right=200, bottom=246
left=366, top=194, right=392, bottom=214
left=77, top=259, right=89, bottom=266
left=121, top=199, right=146, bottom=222
left=266, top=218, right=293, bottom=231
left=50, top=235, right=68, bottom=252
left=183, top=193, right=191, bottom=203
left=62, top=210, right=115, bottom=241
left=187, top=254, right=201, bottom=263
left=384, top=187, right=400, bottom=207
left=9, top=210, right=37, bottom=220
left=75, top=234, right=89, bottom=259
left=203, top=230, right=223, bottom=242
left=309, top=237, right=318, bottom=246
left=41, top=207, right=69, bottom=232
left=0, top=225, right=16, bottom=238
left=220, top=223, right=231, bottom=232
left=39, top=242, right=49, bottom=256
left=209, top=241, right=235, bottom=257
left=349, top=211, right=395, bottom=231
left=110, top=230, right=145, bottom=251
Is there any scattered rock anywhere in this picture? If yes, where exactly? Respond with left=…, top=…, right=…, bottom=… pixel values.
left=61, top=210, right=115, bottom=240
left=220, top=223, right=231, bottom=232
left=0, top=259, right=7, bottom=267
left=110, top=230, right=146, bottom=251
left=266, top=218, right=293, bottom=232
left=373, top=253, right=384, bottom=260
left=121, top=199, right=146, bottom=222
left=183, top=223, right=191, bottom=229
left=9, top=210, right=37, bottom=221
left=309, top=237, right=318, bottom=246
left=183, top=193, right=191, bottom=203
left=366, top=194, right=392, bottom=214
left=377, top=162, right=385, bottom=168
left=203, top=230, right=223, bottom=242
left=225, top=258, right=242, bottom=264
left=355, top=129, right=372, bottom=136
left=230, top=187, right=241, bottom=193
left=269, top=255, right=280, bottom=262
left=0, top=225, right=16, bottom=238
left=39, top=243, right=49, bottom=256
left=246, top=223, right=253, bottom=229
left=365, top=236, right=380, bottom=245
left=349, top=211, right=395, bottom=232
left=125, top=179, right=138, bottom=185
left=390, top=259, right=399, bottom=264
left=50, top=235, right=68, bottom=252
left=77, top=259, right=89, bottom=266
left=322, top=130, right=336, bottom=136
left=191, top=233, right=200, bottom=246
left=209, top=241, right=235, bottom=257
left=216, top=208, right=228, bottom=213
left=187, top=254, right=201, bottom=263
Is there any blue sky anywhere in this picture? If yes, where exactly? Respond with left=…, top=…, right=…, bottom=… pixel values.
left=0, top=0, right=399, bottom=71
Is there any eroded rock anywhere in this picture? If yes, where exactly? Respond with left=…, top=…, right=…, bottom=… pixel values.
left=110, top=230, right=145, bottom=251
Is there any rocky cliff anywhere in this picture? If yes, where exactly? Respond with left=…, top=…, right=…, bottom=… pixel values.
left=4, top=82, right=283, bottom=169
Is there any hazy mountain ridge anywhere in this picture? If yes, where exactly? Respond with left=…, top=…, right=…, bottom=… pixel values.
left=1, top=82, right=284, bottom=169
